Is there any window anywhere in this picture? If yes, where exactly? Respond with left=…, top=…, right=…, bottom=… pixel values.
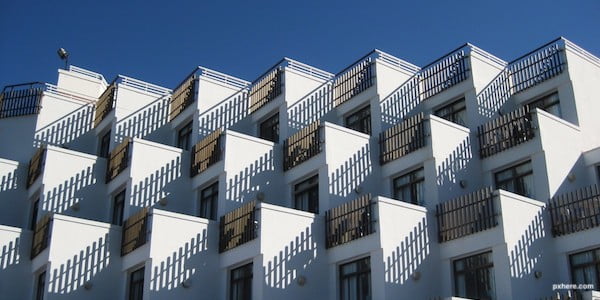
left=30, top=198, right=39, bottom=230
left=259, top=113, right=279, bottom=142
left=454, top=251, right=496, bottom=300
left=340, top=257, right=371, bottom=300
left=230, top=262, right=253, bottom=300
left=128, top=267, right=145, bottom=300
left=494, top=161, right=534, bottom=198
left=393, top=168, right=425, bottom=205
left=99, top=130, right=111, bottom=158
left=177, top=121, right=193, bottom=150
left=199, top=182, right=218, bottom=220
left=435, top=98, right=467, bottom=127
left=35, top=270, right=46, bottom=300
left=345, top=105, right=371, bottom=135
left=526, top=92, right=561, bottom=117
left=570, top=248, right=600, bottom=290
left=596, top=165, right=600, bottom=185
left=112, top=190, right=125, bottom=226
left=294, top=175, right=319, bottom=213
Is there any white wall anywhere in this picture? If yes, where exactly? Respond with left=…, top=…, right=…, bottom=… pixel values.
left=0, top=225, right=32, bottom=299
left=56, top=68, right=106, bottom=98
left=0, top=159, right=28, bottom=227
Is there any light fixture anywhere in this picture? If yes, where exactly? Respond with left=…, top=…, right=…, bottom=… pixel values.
left=57, top=48, right=69, bottom=70
left=256, top=192, right=265, bottom=201
left=181, top=279, right=192, bottom=288
left=83, top=281, right=93, bottom=290
left=296, top=275, right=306, bottom=286
left=534, top=270, right=542, bottom=279
left=567, top=173, right=576, bottom=182
left=355, top=187, right=363, bottom=194
left=71, top=202, right=80, bottom=211
left=411, top=271, right=421, bottom=281
left=459, top=180, right=468, bottom=189
left=159, top=198, right=168, bottom=206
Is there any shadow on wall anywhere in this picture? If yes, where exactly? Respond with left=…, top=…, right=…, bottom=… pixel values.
left=116, top=96, right=169, bottom=143
left=150, top=229, right=209, bottom=291
left=34, top=104, right=94, bottom=148
left=47, top=234, right=110, bottom=294
left=0, top=236, right=20, bottom=270
left=436, top=137, right=473, bottom=202
left=509, top=210, right=545, bottom=279
left=0, top=167, right=18, bottom=192
left=329, top=144, right=372, bottom=200
left=226, top=150, right=276, bottom=205
left=476, top=70, right=512, bottom=119
left=380, top=75, right=421, bottom=130
left=131, top=157, right=182, bottom=209
left=385, top=217, right=430, bottom=285
left=42, top=163, right=98, bottom=216
left=287, top=82, right=333, bottom=133
left=198, top=92, right=248, bottom=138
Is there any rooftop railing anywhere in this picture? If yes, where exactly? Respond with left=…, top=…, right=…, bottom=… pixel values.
left=333, top=58, right=374, bottom=107
left=0, top=82, right=45, bottom=119
left=420, top=45, right=470, bottom=100
left=121, top=208, right=150, bottom=256
left=477, top=106, right=534, bottom=158
left=248, top=67, right=283, bottom=114
left=106, top=138, right=131, bottom=183
left=31, top=214, right=52, bottom=259
left=379, top=113, right=426, bottom=164
left=27, top=146, right=46, bottom=188
left=219, top=201, right=258, bottom=253
left=436, top=187, right=498, bottom=243
left=283, top=121, right=323, bottom=171
left=548, top=185, right=600, bottom=237
left=190, top=129, right=223, bottom=177
left=169, top=74, right=197, bottom=121
left=325, top=194, right=376, bottom=248
left=508, top=38, right=565, bottom=94
left=94, top=82, right=117, bottom=127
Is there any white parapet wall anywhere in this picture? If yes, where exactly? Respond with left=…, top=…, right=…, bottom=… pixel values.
left=0, top=158, right=27, bottom=228
left=0, top=225, right=32, bottom=299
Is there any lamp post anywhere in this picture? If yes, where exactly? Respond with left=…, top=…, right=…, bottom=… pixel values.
left=57, top=48, right=69, bottom=70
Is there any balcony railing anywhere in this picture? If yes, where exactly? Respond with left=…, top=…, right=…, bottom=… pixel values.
left=283, top=121, right=323, bottom=171
left=0, top=82, right=44, bottom=119
left=333, top=59, right=374, bottom=107
left=477, top=106, right=534, bottom=158
left=325, top=194, right=376, bottom=248
left=94, top=82, right=116, bottom=127
left=248, top=68, right=283, bottom=114
left=27, top=146, right=46, bottom=188
left=509, top=39, right=565, bottom=94
left=379, top=113, right=426, bottom=164
left=121, top=208, right=150, bottom=256
left=436, top=187, right=499, bottom=243
left=190, top=128, right=223, bottom=177
left=169, top=74, right=197, bottom=121
left=106, top=138, right=131, bottom=183
left=219, top=200, right=258, bottom=253
left=420, top=48, right=469, bottom=100
left=548, top=185, right=600, bottom=237
left=31, top=214, right=52, bottom=259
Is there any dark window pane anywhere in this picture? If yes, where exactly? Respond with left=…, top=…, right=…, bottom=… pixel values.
left=393, top=168, right=425, bottom=205
left=36, top=271, right=46, bottom=300
left=177, top=121, right=193, bottom=150
left=435, top=98, right=467, bottom=126
left=112, top=190, right=125, bottom=226
left=99, top=130, right=111, bottom=158
left=494, top=161, right=534, bottom=198
left=230, top=263, right=253, bottom=300
left=30, top=198, right=39, bottom=230
left=569, top=247, right=600, bottom=289
left=294, top=175, right=319, bottom=213
left=259, top=113, right=279, bottom=142
left=454, top=251, right=495, bottom=300
left=199, top=181, right=218, bottom=220
left=526, top=92, right=561, bottom=118
left=340, top=257, right=371, bottom=300
left=345, top=105, right=371, bottom=135
left=129, top=267, right=144, bottom=300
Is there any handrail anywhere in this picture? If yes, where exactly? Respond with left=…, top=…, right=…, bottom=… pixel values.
left=68, top=65, right=106, bottom=82
left=508, top=37, right=564, bottom=64
left=44, top=84, right=97, bottom=103
left=421, top=43, right=470, bottom=70
left=2, top=82, right=45, bottom=92
left=374, top=49, right=421, bottom=73
left=117, top=75, right=171, bottom=95
left=198, top=67, right=250, bottom=89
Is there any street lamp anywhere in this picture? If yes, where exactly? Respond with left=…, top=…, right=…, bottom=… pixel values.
left=57, top=48, right=69, bottom=70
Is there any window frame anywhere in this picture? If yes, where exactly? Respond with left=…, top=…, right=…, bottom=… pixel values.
left=111, top=189, right=126, bottom=226
left=494, top=160, right=534, bottom=198
left=99, top=130, right=111, bottom=158
left=345, top=105, right=372, bottom=135
left=392, top=167, right=425, bottom=206
left=258, top=112, right=280, bottom=143
left=339, top=256, right=371, bottom=300
left=525, top=91, right=561, bottom=117
left=177, top=120, right=193, bottom=151
left=453, top=251, right=496, bottom=300
left=230, top=262, right=253, bottom=300
left=30, top=197, right=40, bottom=230
left=569, top=247, right=600, bottom=290
left=434, top=97, right=467, bottom=127
left=199, top=181, right=218, bottom=220
left=128, top=266, right=145, bottom=300
left=35, top=270, right=46, bottom=300
left=293, top=174, right=319, bottom=213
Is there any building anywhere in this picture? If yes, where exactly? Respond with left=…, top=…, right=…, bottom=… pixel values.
left=0, top=37, right=599, bottom=300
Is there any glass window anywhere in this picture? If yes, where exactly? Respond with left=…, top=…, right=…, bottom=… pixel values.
left=259, top=113, right=279, bottom=143
left=596, top=165, right=600, bottom=185
left=199, top=182, right=218, bottom=220
left=340, top=257, right=371, bottom=300
left=345, top=105, right=372, bottom=135
left=112, top=190, right=125, bottom=226
left=177, top=121, right=193, bottom=151
left=435, top=98, right=467, bottom=127
left=494, top=161, right=534, bottom=198
left=454, top=251, right=496, bottom=300
left=294, top=175, right=319, bottom=213
left=230, top=262, right=253, bottom=300
left=128, top=267, right=145, bottom=300
left=35, top=270, right=46, bottom=300
left=99, top=130, right=111, bottom=158
left=30, top=198, right=39, bottom=230
left=526, top=92, right=561, bottom=117
left=393, top=168, right=425, bottom=206
left=570, top=248, right=600, bottom=290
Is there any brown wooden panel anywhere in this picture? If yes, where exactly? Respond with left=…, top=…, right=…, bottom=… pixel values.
left=219, top=201, right=258, bottom=252
left=190, top=128, right=223, bottom=177
left=548, top=184, right=600, bottom=237
left=94, top=83, right=116, bottom=127
left=31, top=214, right=52, bottom=259
left=477, top=106, right=534, bottom=158
left=121, top=207, right=149, bottom=256
left=106, top=138, right=131, bottom=183
left=325, top=194, right=375, bottom=248
left=248, top=68, right=283, bottom=114
left=283, top=121, right=323, bottom=171
left=27, top=146, right=46, bottom=188
left=169, top=75, right=197, bottom=121
left=333, top=60, right=374, bottom=107
left=379, top=113, right=426, bottom=164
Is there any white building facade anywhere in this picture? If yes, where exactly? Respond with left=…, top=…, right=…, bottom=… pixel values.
left=1, top=37, right=600, bottom=300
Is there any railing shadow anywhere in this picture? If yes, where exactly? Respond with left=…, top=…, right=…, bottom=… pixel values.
left=0, top=236, right=20, bottom=270
left=226, top=150, right=275, bottom=205
left=0, top=167, right=18, bottom=192
left=115, top=95, right=170, bottom=143
left=380, top=75, right=421, bottom=130
left=287, top=82, right=333, bottom=133
left=329, top=144, right=372, bottom=199
left=34, top=104, right=94, bottom=148
left=436, top=136, right=473, bottom=202
left=42, top=163, right=98, bottom=215
left=476, top=70, right=512, bottom=119
left=384, top=217, right=430, bottom=285
left=198, top=91, right=248, bottom=138
left=509, top=210, right=545, bottom=278
left=131, top=157, right=182, bottom=209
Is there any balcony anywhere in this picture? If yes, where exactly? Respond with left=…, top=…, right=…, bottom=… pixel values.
left=219, top=200, right=258, bottom=253
left=31, top=214, right=52, bottom=259
left=548, top=185, right=600, bottom=237
left=27, top=146, right=46, bottom=188
left=93, top=82, right=116, bottom=127
left=325, top=194, right=376, bottom=248
left=436, top=187, right=499, bottom=243
left=419, top=45, right=470, bottom=100
left=0, top=82, right=44, bottom=118
left=283, top=121, right=324, bottom=171
left=190, top=129, right=223, bottom=177
left=106, top=138, right=131, bottom=183
left=379, top=113, right=426, bottom=164
left=477, top=106, right=534, bottom=158
left=121, top=207, right=150, bottom=256
left=169, top=73, right=197, bottom=121
left=248, top=67, right=283, bottom=114
left=333, top=58, right=374, bottom=107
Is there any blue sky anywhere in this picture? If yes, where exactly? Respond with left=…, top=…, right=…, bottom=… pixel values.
left=0, top=0, right=598, bottom=89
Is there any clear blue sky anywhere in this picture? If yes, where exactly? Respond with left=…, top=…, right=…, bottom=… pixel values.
left=1, top=0, right=598, bottom=89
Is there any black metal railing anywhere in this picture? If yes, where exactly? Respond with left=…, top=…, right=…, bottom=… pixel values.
left=106, top=138, right=131, bottom=183
left=333, top=59, right=374, bottom=107
left=248, top=68, right=283, bottom=114
left=548, top=185, right=600, bottom=237
left=379, top=113, right=426, bottom=164
left=325, top=194, right=376, bottom=248
left=509, top=39, right=565, bottom=94
left=219, top=201, right=258, bottom=253
left=27, top=146, right=46, bottom=188
left=121, top=208, right=150, bottom=256
left=169, top=74, right=197, bottom=121
left=436, top=187, right=499, bottom=243
left=283, top=121, right=323, bottom=171
left=0, top=82, right=44, bottom=119
left=477, top=106, right=535, bottom=158
left=94, top=82, right=116, bottom=127
left=31, top=214, right=52, bottom=259
left=420, top=49, right=469, bottom=100
left=190, top=129, right=223, bottom=177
